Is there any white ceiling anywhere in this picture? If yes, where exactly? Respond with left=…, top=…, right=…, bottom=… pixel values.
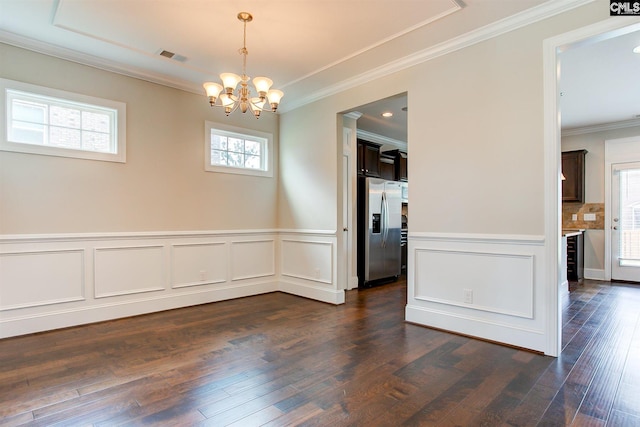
left=1, top=0, right=638, bottom=141
left=559, top=26, right=640, bottom=130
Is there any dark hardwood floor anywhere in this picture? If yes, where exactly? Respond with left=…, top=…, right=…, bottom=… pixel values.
left=1, top=278, right=639, bottom=426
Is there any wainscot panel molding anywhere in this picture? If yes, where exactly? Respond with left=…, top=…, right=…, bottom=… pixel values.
left=414, top=249, right=534, bottom=319
left=0, top=229, right=341, bottom=338
left=0, top=231, right=279, bottom=338
left=406, top=233, right=547, bottom=353
left=171, top=242, right=227, bottom=288
left=0, top=249, right=85, bottom=311
left=94, top=245, right=166, bottom=298
left=281, top=239, right=333, bottom=284
left=230, top=239, right=276, bottom=281
left=277, top=231, right=344, bottom=305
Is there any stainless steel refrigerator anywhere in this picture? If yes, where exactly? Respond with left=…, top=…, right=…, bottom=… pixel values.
left=357, top=177, right=402, bottom=287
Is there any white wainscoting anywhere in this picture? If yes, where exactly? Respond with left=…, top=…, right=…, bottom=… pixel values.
left=0, top=231, right=280, bottom=338
left=0, top=230, right=340, bottom=338
left=231, top=239, right=275, bottom=281
left=278, top=231, right=344, bottom=305
left=414, top=249, right=534, bottom=319
left=171, top=242, right=227, bottom=288
left=94, top=245, right=165, bottom=298
left=406, top=233, right=547, bottom=353
left=0, top=249, right=85, bottom=310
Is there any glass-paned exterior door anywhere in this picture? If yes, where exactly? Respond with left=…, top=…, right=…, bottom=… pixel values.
left=612, top=162, right=640, bottom=282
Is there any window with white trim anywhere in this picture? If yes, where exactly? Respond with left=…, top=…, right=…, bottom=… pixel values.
left=205, top=121, right=272, bottom=177
left=0, top=78, right=126, bottom=162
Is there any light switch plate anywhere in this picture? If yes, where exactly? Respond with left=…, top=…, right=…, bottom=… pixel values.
left=584, top=213, right=596, bottom=221
left=572, top=214, right=578, bottom=221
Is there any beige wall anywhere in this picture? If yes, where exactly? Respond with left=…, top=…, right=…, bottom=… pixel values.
left=275, top=2, right=613, bottom=354
left=278, top=77, right=407, bottom=231
left=0, top=43, right=279, bottom=234
left=562, top=124, right=640, bottom=272
left=279, top=1, right=608, bottom=238
left=407, top=31, right=548, bottom=235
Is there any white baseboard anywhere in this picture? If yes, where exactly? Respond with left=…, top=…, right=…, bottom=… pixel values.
left=405, top=304, right=546, bottom=352
left=279, top=279, right=345, bottom=304
left=1, top=281, right=278, bottom=339
left=583, top=268, right=605, bottom=280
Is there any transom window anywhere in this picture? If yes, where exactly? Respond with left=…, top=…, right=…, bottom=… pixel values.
left=205, top=121, right=272, bottom=177
left=1, top=78, right=126, bottom=162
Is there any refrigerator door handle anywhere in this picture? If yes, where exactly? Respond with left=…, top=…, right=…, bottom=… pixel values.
left=380, top=191, right=386, bottom=248
left=383, top=190, right=389, bottom=247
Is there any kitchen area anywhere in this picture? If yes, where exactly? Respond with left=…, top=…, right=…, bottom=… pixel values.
left=356, top=139, right=408, bottom=288
left=561, top=148, right=604, bottom=290
left=347, top=92, right=409, bottom=289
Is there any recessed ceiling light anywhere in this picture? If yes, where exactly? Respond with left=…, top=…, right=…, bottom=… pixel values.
left=381, top=112, right=393, bottom=118
left=634, top=45, right=640, bottom=54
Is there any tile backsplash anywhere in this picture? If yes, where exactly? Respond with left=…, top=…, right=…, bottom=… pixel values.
left=562, top=203, right=604, bottom=230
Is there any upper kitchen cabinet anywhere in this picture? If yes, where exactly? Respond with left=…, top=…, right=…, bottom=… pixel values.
left=380, top=152, right=396, bottom=180
left=562, top=149, right=587, bottom=203
left=357, top=139, right=381, bottom=177
left=383, top=150, right=408, bottom=181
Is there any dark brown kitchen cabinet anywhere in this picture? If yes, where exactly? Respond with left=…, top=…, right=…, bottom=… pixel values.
left=357, top=139, right=381, bottom=177
left=567, top=233, right=584, bottom=281
left=396, top=151, right=408, bottom=181
left=380, top=153, right=395, bottom=180
left=382, top=149, right=408, bottom=181
left=562, top=150, right=587, bottom=203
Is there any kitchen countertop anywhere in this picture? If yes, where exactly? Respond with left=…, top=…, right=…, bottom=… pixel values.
left=562, top=229, right=585, bottom=237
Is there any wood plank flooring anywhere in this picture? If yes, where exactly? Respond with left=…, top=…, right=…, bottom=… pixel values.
left=1, top=278, right=639, bottom=426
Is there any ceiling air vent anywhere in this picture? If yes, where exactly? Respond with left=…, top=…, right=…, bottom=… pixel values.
left=159, top=50, right=175, bottom=59
left=157, top=50, right=188, bottom=62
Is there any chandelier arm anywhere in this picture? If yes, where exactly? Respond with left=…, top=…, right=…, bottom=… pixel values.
left=224, top=99, right=240, bottom=116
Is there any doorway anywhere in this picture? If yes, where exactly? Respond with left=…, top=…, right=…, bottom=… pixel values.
left=605, top=136, right=640, bottom=282
left=545, top=18, right=640, bottom=356
left=611, top=163, right=640, bottom=281
left=340, top=93, right=408, bottom=291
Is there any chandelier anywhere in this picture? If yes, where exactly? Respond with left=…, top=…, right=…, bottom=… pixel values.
left=203, top=12, right=284, bottom=118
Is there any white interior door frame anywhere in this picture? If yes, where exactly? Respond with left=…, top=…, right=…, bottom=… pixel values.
left=604, top=136, right=640, bottom=281
left=341, top=112, right=361, bottom=290
left=543, top=17, right=640, bottom=356
left=342, top=127, right=354, bottom=290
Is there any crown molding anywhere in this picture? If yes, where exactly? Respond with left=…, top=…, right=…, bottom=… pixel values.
left=280, top=0, right=595, bottom=113
left=1, top=0, right=595, bottom=111
left=344, top=111, right=363, bottom=120
left=357, top=129, right=407, bottom=150
left=562, top=118, right=640, bottom=136
left=0, top=30, right=203, bottom=96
